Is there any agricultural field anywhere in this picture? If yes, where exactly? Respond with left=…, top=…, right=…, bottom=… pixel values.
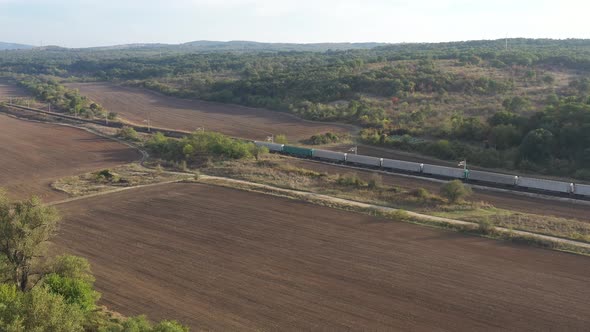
left=53, top=182, right=590, bottom=331
left=67, top=82, right=354, bottom=142
left=0, top=78, right=29, bottom=100
left=0, top=114, right=141, bottom=200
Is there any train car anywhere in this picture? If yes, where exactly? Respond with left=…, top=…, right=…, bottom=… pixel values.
left=346, top=154, right=382, bottom=167
left=283, top=145, right=314, bottom=158
left=381, top=158, right=422, bottom=173
left=422, top=164, right=466, bottom=179
left=573, top=183, right=590, bottom=197
left=517, top=177, right=572, bottom=194
left=313, top=149, right=346, bottom=162
left=468, top=170, right=518, bottom=186
left=254, top=141, right=284, bottom=152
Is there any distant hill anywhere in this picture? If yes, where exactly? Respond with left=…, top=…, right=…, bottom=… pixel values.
left=179, top=40, right=388, bottom=52
left=0, top=42, right=33, bottom=50
left=89, top=40, right=388, bottom=53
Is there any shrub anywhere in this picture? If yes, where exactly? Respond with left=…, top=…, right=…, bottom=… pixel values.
left=411, top=187, right=430, bottom=199
left=49, top=255, right=95, bottom=284
left=274, top=134, right=288, bottom=144
left=336, top=173, right=366, bottom=187
left=117, top=126, right=140, bottom=141
left=307, top=132, right=341, bottom=145
left=367, top=174, right=383, bottom=189
left=146, top=131, right=256, bottom=162
left=95, top=169, right=120, bottom=183
left=440, top=180, right=472, bottom=203
left=43, top=273, right=100, bottom=312
left=477, top=218, right=495, bottom=234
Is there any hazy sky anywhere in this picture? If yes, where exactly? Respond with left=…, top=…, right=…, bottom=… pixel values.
left=1, top=0, right=589, bottom=47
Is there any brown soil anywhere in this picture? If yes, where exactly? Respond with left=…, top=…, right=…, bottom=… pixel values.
left=0, top=79, right=29, bottom=100
left=285, top=158, right=590, bottom=221
left=0, top=114, right=141, bottom=201
left=67, top=82, right=354, bottom=142
left=54, top=183, right=590, bottom=331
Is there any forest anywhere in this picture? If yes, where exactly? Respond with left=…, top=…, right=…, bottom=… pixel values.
left=2, top=38, right=590, bottom=178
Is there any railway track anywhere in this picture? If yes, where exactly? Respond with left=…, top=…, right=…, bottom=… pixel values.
left=3, top=102, right=590, bottom=203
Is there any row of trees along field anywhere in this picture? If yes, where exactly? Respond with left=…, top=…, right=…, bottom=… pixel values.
left=0, top=190, right=189, bottom=331
left=15, top=76, right=118, bottom=120
left=1, top=39, right=590, bottom=178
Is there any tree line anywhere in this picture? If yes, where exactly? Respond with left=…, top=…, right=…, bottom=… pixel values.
left=0, top=190, right=189, bottom=331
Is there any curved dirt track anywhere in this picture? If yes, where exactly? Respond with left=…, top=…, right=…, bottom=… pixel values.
left=54, top=183, right=590, bottom=331
left=68, top=82, right=354, bottom=142
left=0, top=114, right=141, bottom=201
left=286, top=158, right=590, bottom=221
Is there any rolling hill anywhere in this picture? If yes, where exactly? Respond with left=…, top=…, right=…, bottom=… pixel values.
left=0, top=42, right=33, bottom=50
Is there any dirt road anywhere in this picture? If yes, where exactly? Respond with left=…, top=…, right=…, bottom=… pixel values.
left=54, top=182, right=590, bottom=331
left=285, top=158, right=590, bottom=221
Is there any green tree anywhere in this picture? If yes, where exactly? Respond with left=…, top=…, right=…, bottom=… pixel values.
left=118, top=126, right=140, bottom=141
left=519, top=128, right=554, bottom=162
left=502, top=96, right=530, bottom=113
left=0, top=191, right=60, bottom=291
left=489, top=124, right=521, bottom=149
left=251, top=145, right=269, bottom=160
left=0, top=284, right=85, bottom=332
left=440, top=180, right=472, bottom=203
left=42, top=273, right=100, bottom=312
left=274, top=134, right=288, bottom=144
left=49, top=255, right=95, bottom=284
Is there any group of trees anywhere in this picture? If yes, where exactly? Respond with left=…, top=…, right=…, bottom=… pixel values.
left=17, top=77, right=116, bottom=120
left=2, top=39, right=590, bottom=177
left=145, top=131, right=267, bottom=164
left=0, top=190, right=188, bottom=331
left=362, top=96, right=590, bottom=178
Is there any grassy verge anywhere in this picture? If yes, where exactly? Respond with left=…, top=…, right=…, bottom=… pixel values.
left=199, top=175, right=590, bottom=256
left=52, top=163, right=193, bottom=197
left=201, top=155, right=590, bottom=245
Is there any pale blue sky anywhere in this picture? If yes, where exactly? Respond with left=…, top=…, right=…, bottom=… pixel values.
left=1, top=0, right=588, bottom=47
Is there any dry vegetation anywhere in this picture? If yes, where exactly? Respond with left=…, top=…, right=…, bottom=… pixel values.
left=51, top=163, right=194, bottom=197
left=202, top=154, right=590, bottom=243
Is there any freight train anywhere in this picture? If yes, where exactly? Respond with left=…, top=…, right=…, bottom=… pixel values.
left=255, top=141, right=590, bottom=198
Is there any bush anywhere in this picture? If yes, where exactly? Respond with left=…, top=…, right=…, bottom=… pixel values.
left=43, top=273, right=100, bottom=312
left=49, top=255, right=95, bottom=284
left=440, top=180, right=472, bottom=203
left=306, top=132, right=341, bottom=145
left=118, top=126, right=140, bottom=141
left=411, top=187, right=430, bottom=199
left=336, top=173, right=366, bottom=187
left=274, top=134, right=288, bottom=144
left=477, top=218, right=495, bottom=234
left=146, top=131, right=256, bottom=162
left=367, top=174, right=383, bottom=190
left=95, top=169, right=120, bottom=183
left=0, top=284, right=85, bottom=331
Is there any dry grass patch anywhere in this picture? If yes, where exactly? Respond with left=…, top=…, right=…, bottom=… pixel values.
left=52, top=163, right=193, bottom=197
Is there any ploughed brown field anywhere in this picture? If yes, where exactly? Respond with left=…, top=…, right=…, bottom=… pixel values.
left=54, top=183, right=590, bottom=331
left=0, top=79, right=29, bottom=99
left=0, top=114, right=141, bottom=201
left=67, top=82, right=354, bottom=142
left=285, top=158, right=590, bottom=221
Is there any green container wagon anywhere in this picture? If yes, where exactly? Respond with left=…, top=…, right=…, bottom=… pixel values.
left=283, top=145, right=314, bottom=158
